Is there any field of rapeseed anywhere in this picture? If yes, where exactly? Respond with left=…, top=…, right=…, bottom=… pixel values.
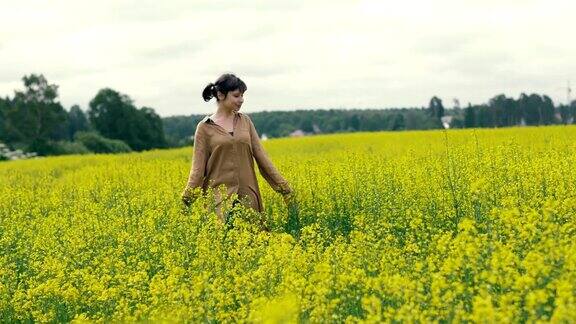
left=1, top=125, right=575, bottom=322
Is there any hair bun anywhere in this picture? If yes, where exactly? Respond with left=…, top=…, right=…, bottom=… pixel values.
left=202, top=82, right=216, bottom=102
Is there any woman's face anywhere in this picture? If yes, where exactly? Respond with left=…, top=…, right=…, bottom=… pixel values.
left=218, top=89, right=244, bottom=112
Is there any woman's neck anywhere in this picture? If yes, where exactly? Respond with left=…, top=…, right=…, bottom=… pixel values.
left=213, top=106, right=235, bottom=119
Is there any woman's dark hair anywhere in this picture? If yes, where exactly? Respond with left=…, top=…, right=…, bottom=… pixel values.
left=202, top=73, right=247, bottom=102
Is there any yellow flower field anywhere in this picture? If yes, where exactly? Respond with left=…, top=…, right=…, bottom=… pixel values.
left=1, top=126, right=575, bottom=322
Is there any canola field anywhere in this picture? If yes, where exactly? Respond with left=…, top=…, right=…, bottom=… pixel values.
left=1, top=126, right=576, bottom=323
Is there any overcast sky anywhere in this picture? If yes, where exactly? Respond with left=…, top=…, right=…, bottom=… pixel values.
left=1, top=0, right=574, bottom=117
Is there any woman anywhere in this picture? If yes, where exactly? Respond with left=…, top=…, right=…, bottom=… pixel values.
left=181, top=73, right=295, bottom=228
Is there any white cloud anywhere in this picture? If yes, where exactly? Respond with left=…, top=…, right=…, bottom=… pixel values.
left=0, top=0, right=574, bottom=117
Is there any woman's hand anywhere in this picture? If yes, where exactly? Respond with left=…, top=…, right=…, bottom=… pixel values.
left=181, top=186, right=201, bottom=207
left=282, top=188, right=297, bottom=207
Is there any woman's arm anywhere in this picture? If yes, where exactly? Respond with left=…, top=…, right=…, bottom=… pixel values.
left=248, top=117, right=293, bottom=195
left=182, top=124, right=209, bottom=205
left=186, top=124, right=209, bottom=188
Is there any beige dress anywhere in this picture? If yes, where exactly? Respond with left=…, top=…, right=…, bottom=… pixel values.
left=186, top=111, right=292, bottom=220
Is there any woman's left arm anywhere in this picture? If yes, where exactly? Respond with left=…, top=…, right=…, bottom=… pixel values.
left=248, top=117, right=293, bottom=196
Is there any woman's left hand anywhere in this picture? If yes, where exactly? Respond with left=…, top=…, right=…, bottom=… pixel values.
left=282, top=189, right=297, bottom=206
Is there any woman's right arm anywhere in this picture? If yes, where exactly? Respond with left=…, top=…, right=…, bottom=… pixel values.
left=182, top=124, right=209, bottom=205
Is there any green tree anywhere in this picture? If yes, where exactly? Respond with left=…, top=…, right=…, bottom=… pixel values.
left=88, top=88, right=135, bottom=141
left=0, top=97, right=9, bottom=142
left=389, top=113, right=406, bottom=130
left=138, top=107, right=167, bottom=149
left=67, top=105, right=90, bottom=140
left=88, top=88, right=166, bottom=151
left=488, top=94, right=519, bottom=127
left=571, top=100, right=576, bottom=124
left=347, top=114, right=360, bottom=131
left=464, top=103, right=476, bottom=128
left=541, top=95, right=556, bottom=125
left=5, top=74, right=67, bottom=153
left=518, top=93, right=555, bottom=125
left=300, top=119, right=313, bottom=133
left=476, top=104, right=492, bottom=127
left=428, top=96, right=444, bottom=127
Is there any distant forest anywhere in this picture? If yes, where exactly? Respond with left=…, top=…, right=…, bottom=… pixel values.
left=163, top=94, right=576, bottom=146
left=1, top=74, right=575, bottom=159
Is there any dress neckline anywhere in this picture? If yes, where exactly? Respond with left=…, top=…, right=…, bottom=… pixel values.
left=205, top=113, right=238, bottom=137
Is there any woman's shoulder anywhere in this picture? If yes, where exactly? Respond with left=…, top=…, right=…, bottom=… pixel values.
left=195, top=116, right=211, bottom=132
left=237, top=112, right=254, bottom=125
left=202, top=114, right=218, bottom=124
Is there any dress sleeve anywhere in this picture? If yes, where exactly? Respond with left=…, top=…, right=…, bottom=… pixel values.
left=186, top=123, right=209, bottom=188
left=248, top=117, right=292, bottom=195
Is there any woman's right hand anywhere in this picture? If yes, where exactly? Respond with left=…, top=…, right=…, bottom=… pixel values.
left=181, top=186, right=201, bottom=207
left=282, top=189, right=297, bottom=206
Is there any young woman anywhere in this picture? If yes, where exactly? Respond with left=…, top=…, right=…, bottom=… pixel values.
left=181, top=73, right=295, bottom=228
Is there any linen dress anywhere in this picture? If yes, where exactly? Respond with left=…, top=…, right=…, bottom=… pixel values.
left=185, top=111, right=292, bottom=220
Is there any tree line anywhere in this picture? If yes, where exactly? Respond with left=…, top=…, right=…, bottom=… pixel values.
left=459, top=94, right=576, bottom=127
left=2, top=73, right=575, bottom=159
left=0, top=74, right=167, bottom=158
left=164, top=94, right=576, bottom=146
